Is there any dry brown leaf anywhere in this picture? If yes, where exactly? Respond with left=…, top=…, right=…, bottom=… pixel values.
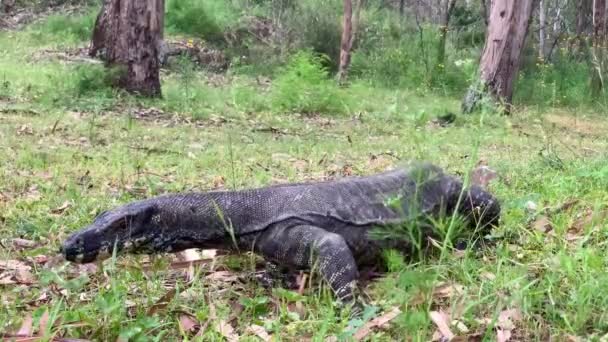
left=16, top=313, right=33, bottom=337
left=217, top=320, right=239, bottom=342
left=50, top=201, right=72, bottom=215
left=410, top=282, right=464, bottom=306
left=570, top=209, right=608, bottom=234
left=495, top=308, right=522, bottom=342
left=352, top=307, right=401, bottom=341
left=293, top=160, right=308, bottom=172
left=297, top=273, right=308, bottom=295
left=481, top=272, right=496, bottom=281
left=470, top=165, right=498, bottom=188
left=429, top=310, right=455, bottom=341
left=24, top=185, right=41, bottom=202
left=434, top=282, right=464, bottom=299
left=212, top=176, right=226, bottom=188
left=496, top=329, right=512, bottom=342
left=497, top=308, right=521, bottom=330
left=12, top=238, right=36, bottom=249
left=178, top=314, right=199, bottom=333
left=17, top=124, right=33, bottom=135
left=532, top=215, right=553, bottom=233
left=205, top=271, right=238, bottom=282
left=0, top=273, right=16, bottom=285
left=38, top=310, right=50, bottom=336
left=367, top=154, right=393, bottom=171
left=147, top=289, right=177, bottom=315
left=15, top=268, right=36, bottom=284
left=33, top=255, right=49, bottom=265
left=342, top=165, right=354, bottom=176
left=247, top=324, right=271, bottom=341
left=0, top=260, right=31, bottom=271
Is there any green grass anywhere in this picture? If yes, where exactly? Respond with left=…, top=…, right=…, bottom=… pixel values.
left=2, top=11, right=608, bottom=342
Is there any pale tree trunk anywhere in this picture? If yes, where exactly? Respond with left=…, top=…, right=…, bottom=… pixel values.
left=90, top=0, right=164, bottom=97
left=462, top=0, right=536, bottom=114
left=436, top=0, right=457, bottom=71
left=337, top=0, right=361, bottom=83
left=591, top=0, right=607, bottom=97
left=568, top=0, right=592, bottom=59
left=539, top=0, right=546, bottom=60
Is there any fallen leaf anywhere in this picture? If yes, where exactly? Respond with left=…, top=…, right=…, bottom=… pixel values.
left=341, top=165, right=353, bottom=176
left=15, top=268, right=36, bottom=284
left=548, top=199, right=579, bottom=215
left=38, top=310, right=50, bottom=335
left=434, top=282, right=464, bottom=299
left=292, top=160, right=308, bottom=172
left=497, top=308, right=521, bottom=330
left=217, top=320, right=239, bottom=342
left=12, top=239, right=36, bottom=249
left=481, top=272, right=496, bottom=281
left=247, top=324, right=271, bottom=341
left=17, top=124, right=33, bottom=135
left=470, top=166, right=498, bottom=188
left=532, top=215, right=552, bottom=233
left=33, top=255, right=49, bottom=265
left=451, top=320, right=469, bottom=333
left=212, top=176, right=225, bottom=188
left=16, top=313, right=33, bottom=337
left=205, top=271, right=238, bottom=282
left=353, top=307, right=401, bottom=341
left=496, top=328, right=512, bottom=342
left=0, top=273, right=16, bottom=285
left=24, top=185, right=41, bottom=202
left=297, top=273, right=308, bottom=295
left=495, top=308, right=522, bottom=342
left=50, top=201, right=72, bottom=215
left=178, top=314, right=199, bottom=333
left=570, top=209, right=608, bottom=235
left=429, top=310, right=455, bottom=341
left=0, top=260, right=31, bottom=271
left=147, top=289, right=177, bottom=315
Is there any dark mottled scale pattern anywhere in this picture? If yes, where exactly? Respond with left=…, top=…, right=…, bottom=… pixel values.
left=62, top=163, right=500, bottom=311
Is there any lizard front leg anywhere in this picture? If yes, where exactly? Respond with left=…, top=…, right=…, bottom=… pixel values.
left=255, top=224, right=361, bottom=309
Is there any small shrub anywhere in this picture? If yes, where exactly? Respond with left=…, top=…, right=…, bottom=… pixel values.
left=33, top=10, right=97, bottom=42
left=165, top=0, right=238, bottom=44
left=271, top=51, right=346, bottom=115
left=71, top=64, right=118, bottom=97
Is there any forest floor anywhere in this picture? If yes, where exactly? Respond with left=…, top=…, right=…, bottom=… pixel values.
left=2, top=11, right=608, bottom=342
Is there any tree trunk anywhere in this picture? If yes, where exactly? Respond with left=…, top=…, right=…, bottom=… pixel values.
left=89, top=0, right=164, bottom=97
left=399, top=0, right=405, bottom=16
left=591, top=0, right=607, bottom=97
left=462, top=0, right=536, bottom=114
left=436, top=0, right=457, bottom=71
left=337, top=0, right=361, bottom=83
left=538, top=0, right=546, bottom=61
left=480, top=0, right=489, bottom=26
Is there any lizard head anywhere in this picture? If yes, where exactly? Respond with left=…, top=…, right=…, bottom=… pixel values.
left=61, top=201, right=162, bottom=263
left=458, top=183, right=501, bottom=233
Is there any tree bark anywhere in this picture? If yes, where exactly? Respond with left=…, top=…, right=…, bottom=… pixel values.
left=462, top=0, right=536, bottom=114
left=538, top=0, right=546, bottom=60
left=89, top=0, right=164, bottom=97
left=337, top=0, right=361, bottom=83
left=436, top=0, right=457, bottom=71
left=591, top=0, right=607, bottom=97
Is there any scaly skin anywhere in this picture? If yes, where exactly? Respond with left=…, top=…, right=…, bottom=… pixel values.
left=61, top=163, right=500, bottom=308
